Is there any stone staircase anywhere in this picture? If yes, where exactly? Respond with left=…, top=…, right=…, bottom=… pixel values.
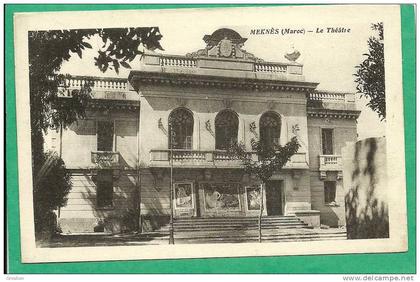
left=162, top=216, right=347, bottom=243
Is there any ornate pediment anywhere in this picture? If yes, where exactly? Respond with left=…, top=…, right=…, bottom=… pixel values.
left=186, top=28, right=264, bottom=62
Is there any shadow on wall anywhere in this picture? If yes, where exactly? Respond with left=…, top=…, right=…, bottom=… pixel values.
left=140, top=168, right=172, bottom=233
left=343, top=137, right=389, bottom=239
left=322, top=206, right=341, bottom=228
left=59, top=171, right=139, bottom=234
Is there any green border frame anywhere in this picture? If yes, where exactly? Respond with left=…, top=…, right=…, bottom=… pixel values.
left=5, top=4, right=416, bottom=274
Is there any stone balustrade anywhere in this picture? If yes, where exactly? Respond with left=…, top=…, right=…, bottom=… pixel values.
left=141, top=53, right=302, bottom=76
left=254, top=63, right=287, bottom=73
left=57, top=76, right=135, bottom=102
left=309, top=91, right=347, bottom=102
left=150, top=149, right=307, bottom=169
left=91, top=151, right=120, bottom=168
left=60, top=76, right=128, bottom=93
left=319, top=155, right=343, bottom=171
left=160, top=56, right=197, bottom=68
left=172, top=150, right=206, bottom=162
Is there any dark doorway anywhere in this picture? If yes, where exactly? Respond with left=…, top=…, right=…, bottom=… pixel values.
left=265, top=180, right=284, bottom=216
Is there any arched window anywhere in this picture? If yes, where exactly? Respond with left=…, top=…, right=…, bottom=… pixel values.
left=215, top=110, right=239, bottom=150
left=259, top=112, right=281, bottom=148
left=168, top=108, right=193, bottom=149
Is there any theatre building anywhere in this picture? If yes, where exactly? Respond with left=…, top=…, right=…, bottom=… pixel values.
left=49, top=29, right=360, bottom=234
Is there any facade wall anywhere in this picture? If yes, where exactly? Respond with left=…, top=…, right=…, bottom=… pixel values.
left=139, top=168, right=311, bottom=231
left=309, top=172, right=346, bottom=227
left=56, top=108, right=140, bottom=234
left=51, top=96, right=358, bottom=232
left=59, top=171, right=138, bottom=234
left=138, top=85, right=309, bottom=163
left=60, top=109, right=139, bottom=169
left=47, top=28, right=361, bottom=234
left=307, top=117, right=357, bottom=227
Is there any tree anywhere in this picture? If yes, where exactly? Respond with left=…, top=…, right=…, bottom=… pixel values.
left=29, top=27, right=163, bottom=236
left=33, top=151, right=72, bottom=238
left=354, top=23, right=385, bottom=120
left=228, top=136, right=300, bottom=242
left=29, top=27, right=163, bottom=172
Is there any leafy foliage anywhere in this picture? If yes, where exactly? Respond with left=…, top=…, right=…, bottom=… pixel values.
left=29, top=27, right=163, bottom=236
left=228, top=137, right=300, bottom=183
left=354, top=23, right=385, bottom=120
left=29, top=27, right=163, bottom=170
left=228, top=136, right=300, bottom=242
left=33, top=152, right=72, bottom=236
left=29, top=27, right=163, bottom=135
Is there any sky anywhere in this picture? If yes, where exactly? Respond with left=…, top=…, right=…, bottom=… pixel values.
left=60, top=19, right=386, bottom=140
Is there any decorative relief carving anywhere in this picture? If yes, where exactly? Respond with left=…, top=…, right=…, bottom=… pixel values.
left=284, top=49, right=301, bottom=62
left=203, top=169, right=212, bottom=181
left=205, top=120, right=214, bottom=136
left=249, top=121, right=258, bottom=138
left=219, top=38, right=234, bottom=57
left=176, top=97, right=187, bottom=107
left=185, top=28, right=263, bottom=62
left=223, top=99, right=233, bottom=109
left=292, top=124, right=300, bottom=136
left=158, top=118, right=168, bottom=135
left=267, top=100, right=276, bottom=110
left=292, top=170, right=302, bottom=179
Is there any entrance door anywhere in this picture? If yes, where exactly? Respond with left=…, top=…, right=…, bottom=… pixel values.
left=265, top=180, right=284, bottom=216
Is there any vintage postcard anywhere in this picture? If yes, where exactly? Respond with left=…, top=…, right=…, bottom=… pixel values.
left=13, top=5, right=407, bottom=263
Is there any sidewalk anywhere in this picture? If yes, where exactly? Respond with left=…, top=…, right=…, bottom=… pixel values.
left=38, top=227, right=347, bottom=248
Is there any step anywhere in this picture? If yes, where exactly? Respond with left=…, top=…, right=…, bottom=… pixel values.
left=173, top=223, right=304, bottom=228
left=173, top=226, right=309, bottom=232
left=174, top=216, right=297, bottom=222
left=157, top=216, right=312, bottom=234
left=173, top=230, right=346, bottom=240
left=174, top=219, right=304, bottom=224
left=175, top=234, right=347, bottom=243
left=173, top=222, right=306, bottom=227
left=174, top=218, right=301, bottom=224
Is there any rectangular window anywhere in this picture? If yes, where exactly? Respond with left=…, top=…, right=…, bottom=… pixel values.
left=97, top=121, right=114, bottom=151
left=324, top=181, right=336, bottom=204
left=96, top=170, right=113, bottom=208
left=321, top=128, right=334, bottom=155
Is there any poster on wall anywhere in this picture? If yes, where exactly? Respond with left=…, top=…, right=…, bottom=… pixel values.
left=245, top=185, right=262, bottom=211
left=202, top=183, right=241, bottom=211
left=174, top=183, right=194, bottom=209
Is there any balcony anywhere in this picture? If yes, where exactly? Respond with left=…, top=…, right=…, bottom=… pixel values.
left=307, top=91, right=360, bottom=120
left=319, top=155, right=342, bottom=171
left=150, top=149, right=308, bottom=169
left=91, top=151, right=120, bottom=168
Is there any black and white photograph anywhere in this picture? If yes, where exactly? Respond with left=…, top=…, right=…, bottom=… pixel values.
left=13, top=5, right=407, bottom=263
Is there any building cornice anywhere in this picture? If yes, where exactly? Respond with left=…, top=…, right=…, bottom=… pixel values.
left=129, top=71, right=318, bottom=92
left=58, top=96, right=139, bottom=111
left=87, top=99, right=139, bottom=111
left=307, top=107, right=361, bottom=120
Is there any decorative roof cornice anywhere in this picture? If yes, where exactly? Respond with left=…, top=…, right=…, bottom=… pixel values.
left=58, top=96, right=139, bottom=111
left=307, top=108, right=361, bottom=120
left=87, top=99, right=139, bottom=111
left=129, top=71, right=318, bottom=92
